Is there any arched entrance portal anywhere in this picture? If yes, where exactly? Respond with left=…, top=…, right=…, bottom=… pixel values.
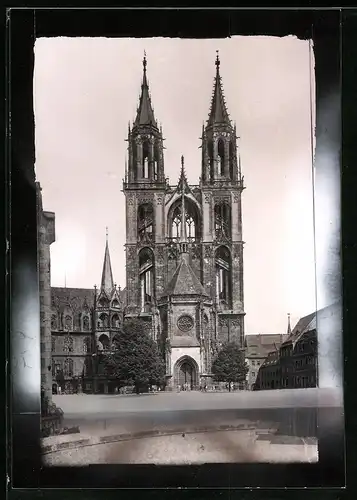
left=174, top=356, right=199, bottom=390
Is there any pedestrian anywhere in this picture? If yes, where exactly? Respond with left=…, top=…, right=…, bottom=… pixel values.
left=58, top=386, right=62, bottom=395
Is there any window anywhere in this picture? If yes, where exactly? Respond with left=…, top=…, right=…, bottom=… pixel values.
left=83, top=316, right=90, bottom=331
left=214, top=203, right=231, bottom=239
left=229, top=141, right=235, bottom=179
left=215, top=246, right=231, bottom=305
left=99, top=297, right=108, bottom=308
left=51, top=337, right=56, bottom=353
left=65, top=315, right=72, bottom=331
left=64, top=336, right=74, bottom=353
left=139, top=248, right=154, bottom=311
left=111, top=314, right=120, bottom=328
left=83, top=337, right=90, bottom=353
left=142, top=141, right=149, bottom=178
left=98, top=334, right=110, bottom=351
left=137, top=203, right=154, bottom=243
left=170, top=198, right=200, bottom=242
left=64, top=358, right=74, bottom=377
left=252, top=372, right=255, bottom=377
left=252, top=360, right=256, bottom=366
left=208, top=140, right=214, bottom=180
left=74, top=312, right=81, bottom=331
left=98, top=313, right=109, bottom=328
left=217, top=138, right=225, bottom=176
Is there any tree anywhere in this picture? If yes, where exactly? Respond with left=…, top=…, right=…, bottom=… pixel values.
left=103, top=319, right=166, bottom=394
left=211, top=342, right=248, bottom=391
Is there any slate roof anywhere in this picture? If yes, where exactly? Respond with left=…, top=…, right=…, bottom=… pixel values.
left=164, top=254, right=209, bottom=297
left=245, top=334, right=287, bottom=358
left=283, top=311, right=317, bottom=345
left=51, top=286, right=127, bottom=311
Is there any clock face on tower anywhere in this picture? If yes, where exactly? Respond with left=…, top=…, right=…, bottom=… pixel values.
left=177, top=315, right=194, bottom=333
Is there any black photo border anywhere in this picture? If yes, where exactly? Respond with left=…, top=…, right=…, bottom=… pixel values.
left=5, top=5, right=357, bottom=498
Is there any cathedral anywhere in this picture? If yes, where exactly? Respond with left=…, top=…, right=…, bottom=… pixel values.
left=50, top=52, right=245, bottom=394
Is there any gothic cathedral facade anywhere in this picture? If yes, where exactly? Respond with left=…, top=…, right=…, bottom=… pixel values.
left=123, top=53, right=245, bottom=390
left=48, top=52, right=245, bottom=395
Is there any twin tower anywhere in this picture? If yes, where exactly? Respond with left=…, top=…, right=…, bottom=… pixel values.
left=123, top=52, right=245, bottom=388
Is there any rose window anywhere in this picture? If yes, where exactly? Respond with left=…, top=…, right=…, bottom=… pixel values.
left=177, top=315, right=194, bottom=332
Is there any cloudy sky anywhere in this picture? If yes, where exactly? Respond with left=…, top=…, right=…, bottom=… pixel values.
left=34, top=35, right=316, bottom=334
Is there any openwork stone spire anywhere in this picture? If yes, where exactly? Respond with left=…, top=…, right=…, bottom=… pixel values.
left=287, top=312, right=292, bottom=336
left=207, top=51, right=231, bottom=126
left=100, top=228, right=114, bottom=296
left=134, top=52, right=157, bottom=128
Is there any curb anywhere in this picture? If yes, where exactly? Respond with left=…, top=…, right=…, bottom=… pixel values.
left=41, top=423, right=258, bottom=455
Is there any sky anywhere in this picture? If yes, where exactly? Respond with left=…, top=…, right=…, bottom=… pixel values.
left=34, top=35, right=316, bottom=335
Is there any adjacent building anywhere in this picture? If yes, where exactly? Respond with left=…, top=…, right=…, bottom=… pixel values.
left=254, top=309, right=321, bottom=390
left=245, top=333, right=287, bottom=390
left=36, top=182, right=56, bottom=401
left=49, top=52, right=246, bottom=393
left=51, top=238, right=126, bottom=394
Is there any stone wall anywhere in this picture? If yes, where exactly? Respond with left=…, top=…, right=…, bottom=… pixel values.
left=37, top=183, right=55, bottom=401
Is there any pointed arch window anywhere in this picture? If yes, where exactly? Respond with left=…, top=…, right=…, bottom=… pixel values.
left=83, top=337, right=90, bottom=353
left=111, top=314, right=120, bottom=329
left=111, top=299, right=120, bottom=309
left=64, top=336, right=74, bottom=353
left=98, top=313, right=109, bottom=329
left=170, top=198, right=200, bottom=242
left=154, top=142, right=159, bottom=181
left=64, top=358, right=74, bottom=377
left=74, top=312, right=81, bottom=331
left=217, top=138, right=225, bottom=177
left=51, top=314, right=58, bottom=330
left=139, top=248, right=154, bottom=311
left=98, top=334, right=110, bottom=351
left=137, top=203, right=154, bottom=243
left=208, top=140, right=214, bottom=180
left=142, top=141, right=149, bottom=178
left=215, top=246, right=231, bottom=307
left=64, top=315, right=73, bottom=331
left=99, top=297, right=108, bottom=308
left=214, top=202, right=231, bottom=239
left=52, top=360, right=62, bottom=377
left=83, top=316, right=90, bottom=331
left=229, top=141, right=235, bottom=179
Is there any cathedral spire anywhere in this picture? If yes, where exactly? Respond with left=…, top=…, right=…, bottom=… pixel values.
left=134, top=52, right=157, bottom=128
left=287, top=312, right=292, bottom=336
left=207, top=51, right=231, bottom=126
left=180, top=155, right=188, bottom=255
left=100, top=228, right=114, bottom=296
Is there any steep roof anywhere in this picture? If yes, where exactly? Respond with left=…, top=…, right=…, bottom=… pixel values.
left=100, top=238, right=114, bottom=296
left=51, top=287, right=95, bottom=311
left=134, top=54, right=157, bottom=128
left=164, top=254, right=209, bottom=297
left=51, top=286, right=127, bottom=311
left=245, top=334, right=287, bottom=358
left=207, top=52, right=231, bottom=127
left=283, top=311, right=316, bottom=345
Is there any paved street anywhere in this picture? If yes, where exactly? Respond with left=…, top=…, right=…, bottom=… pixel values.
left=40, top=389, right=341, bottom=465
left=49, top=388, right=341, bottom=437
